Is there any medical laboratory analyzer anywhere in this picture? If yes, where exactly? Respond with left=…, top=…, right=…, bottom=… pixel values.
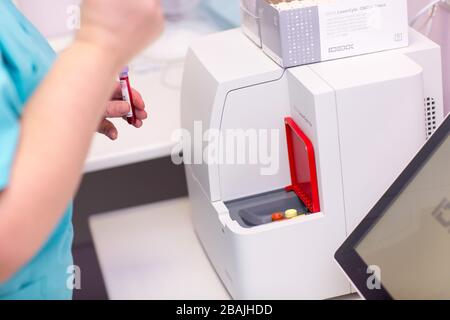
left=180, top=0, right=445, bottom=299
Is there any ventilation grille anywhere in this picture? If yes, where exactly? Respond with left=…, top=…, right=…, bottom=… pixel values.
left=425, top=97, right=437, bottom=139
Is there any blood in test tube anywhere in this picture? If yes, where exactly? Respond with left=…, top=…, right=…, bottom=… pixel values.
left=119, top=66, right=136, bottom=125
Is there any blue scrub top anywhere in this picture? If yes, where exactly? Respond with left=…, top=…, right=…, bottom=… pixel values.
left=0, top=1, right=73, bottom=300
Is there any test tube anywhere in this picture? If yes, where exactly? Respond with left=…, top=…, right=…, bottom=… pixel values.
left=119, top=66, right=136, bottom=125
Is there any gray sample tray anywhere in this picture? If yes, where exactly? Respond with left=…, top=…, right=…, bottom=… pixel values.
left=225, top=189, right=309, bottom=228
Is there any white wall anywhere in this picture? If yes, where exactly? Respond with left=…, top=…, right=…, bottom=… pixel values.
left=409, top=1, right=450, bottom=114
left=16, top=0, right=80, bottom=37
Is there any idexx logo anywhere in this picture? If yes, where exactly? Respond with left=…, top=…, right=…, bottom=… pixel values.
left=329, top=44, right=354, bottom=53
left=366, top=265, right=381, bottom=290
left=432, top=198, right=450, bottom=231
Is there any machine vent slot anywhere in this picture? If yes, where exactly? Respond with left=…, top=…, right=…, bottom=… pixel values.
left=425, top=97, right=437, bottom=139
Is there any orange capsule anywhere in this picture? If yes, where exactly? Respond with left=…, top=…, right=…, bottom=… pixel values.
left=272, top=212, right=284, bottom=222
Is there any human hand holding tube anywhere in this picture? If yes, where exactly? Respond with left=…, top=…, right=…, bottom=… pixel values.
left=98, top=83, right=148, bottom=140
left=76, top=0, right=164, bottom=139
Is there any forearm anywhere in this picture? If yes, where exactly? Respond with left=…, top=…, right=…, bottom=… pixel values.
left=0, top=42, right=121, bottom=281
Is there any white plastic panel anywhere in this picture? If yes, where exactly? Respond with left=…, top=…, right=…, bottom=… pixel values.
left=219, top=76, right=291, bottom=201
left=181, top=29, right=284, bottom=202
left=287, top=66, right=346, bottom=222
left=311, top=54, right=426, bottom=233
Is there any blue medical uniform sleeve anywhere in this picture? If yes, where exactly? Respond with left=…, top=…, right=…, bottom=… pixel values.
left=0, top=60, right=21, bottom=191
left=0, top=1, right=74, bottom=301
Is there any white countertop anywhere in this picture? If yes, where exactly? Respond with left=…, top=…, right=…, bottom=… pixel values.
left=48, top=8, right=226, bottom=173
left=89, top=198, right=231, bottom=300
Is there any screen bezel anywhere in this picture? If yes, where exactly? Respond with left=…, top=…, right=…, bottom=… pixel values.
left=335, top=114, right=450, bottom=300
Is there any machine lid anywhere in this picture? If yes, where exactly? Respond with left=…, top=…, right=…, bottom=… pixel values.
left=284, top=117, right=321, bottom=213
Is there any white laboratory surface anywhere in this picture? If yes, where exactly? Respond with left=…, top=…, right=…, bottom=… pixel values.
left=89, top=198, right=230, bottom=300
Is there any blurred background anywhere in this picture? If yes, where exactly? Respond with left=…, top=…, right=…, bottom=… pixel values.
left=15, top=0, right=450, bottom=114
left=409, top=0, right=449, bottom=114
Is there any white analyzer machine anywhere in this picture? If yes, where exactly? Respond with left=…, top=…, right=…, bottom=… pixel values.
left=180, top=28, right=444, bottom=299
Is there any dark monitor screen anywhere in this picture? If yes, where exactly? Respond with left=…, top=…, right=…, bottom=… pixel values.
left=356, top=134, right=450, bottom=299
left=336, top=115, right=450, bottom=299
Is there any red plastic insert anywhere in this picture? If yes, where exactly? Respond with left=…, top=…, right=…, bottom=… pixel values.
left=284, top=117, right=320, bottom=213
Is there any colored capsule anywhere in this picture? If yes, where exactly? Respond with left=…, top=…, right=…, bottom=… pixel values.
left=285, top=209, right=298, bottom=219
left=272, top=212, right=284, bottom=222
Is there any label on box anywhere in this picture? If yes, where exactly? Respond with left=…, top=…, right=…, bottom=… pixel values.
left=318, top=0, right=408, bottom=61
left=255, top=0, right=409, bottom=68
